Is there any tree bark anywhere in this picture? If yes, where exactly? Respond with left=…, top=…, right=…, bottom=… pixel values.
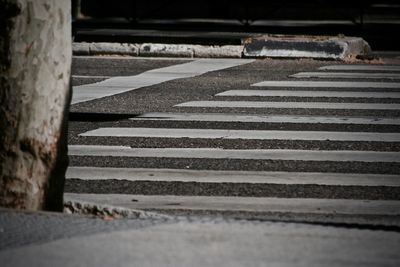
left=0, top=0, right=71, bottom=211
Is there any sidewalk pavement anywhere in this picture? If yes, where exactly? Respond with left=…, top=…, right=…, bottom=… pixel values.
left=1, top=207, right=399, bottom=267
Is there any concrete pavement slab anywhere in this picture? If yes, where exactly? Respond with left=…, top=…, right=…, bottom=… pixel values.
left=1, top=211, right=399, bottom=267
left=0, top=208, right=166, bottom=251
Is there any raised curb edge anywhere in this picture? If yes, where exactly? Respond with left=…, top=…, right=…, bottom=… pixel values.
left=73, top=35, right=372, bottom=60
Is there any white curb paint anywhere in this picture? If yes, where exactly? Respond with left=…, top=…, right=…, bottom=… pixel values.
left=131, top=112, right=400, bottom=125
left=139, top=43, right=244, bottom=58
left=290, top=72, right=400, bottom=79
left=71, top=58, right=254, bottom=104
left=66, top=167, right=400, bottom=187
left=319, top=65, right=400, bottom=72
left=216, top=90, right=400, bottom=98
left=79, top=127, right=400, bottom=142
left=249, top=49, right=343, bottom=59
left=68, top=145, right=400, bottom=162
left=175, top=101, right=400, bottom=110
left=252, top=81, right=400, bottom=88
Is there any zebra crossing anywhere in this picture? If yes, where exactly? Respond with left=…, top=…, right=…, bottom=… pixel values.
left=131, top=112, right=400, bottom=125
left=69, top=145, right=400, bottom=162
left=319, top=65, right=400, bottom=71
left=66, top=167, right=400, bottom=186
left=175, top=101, right=400, bottom=110
left=251, top=80, right=400, bottom=88
left=66, top=60, right=400, bottom=223
left=290, top=72, right=400, bottom=79
left=79, top=128, right=400, bottom=142
left=216, top=90, right=400, bottom=98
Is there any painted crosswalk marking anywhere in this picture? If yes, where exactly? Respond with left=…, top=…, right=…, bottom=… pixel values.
left=68, top=60, right=400, bottom=221
left=72, top=58, right=254, bottom=104
left=290, top=72, right=400, bottom=79
left=175, top=101, right=400, bottom=110
left=68, top=145, right=400, bottom=162
left=72, top=75, right=112, bottom=79
left=251, top=81, right=400, bottom=88
left=216, top=90, right=400, bottom=98
left=131, top=112, right=400, bottom=125
left=66, top=167, right=400, bottom=187
left=80, top=127, right=400, bottom=142
left=319, top=65, right=400, bottom=72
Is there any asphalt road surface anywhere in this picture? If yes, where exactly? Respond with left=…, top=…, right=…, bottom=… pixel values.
left=67, top=55, right=400, bottom=228
left=2, top=54, right=400, bottom=267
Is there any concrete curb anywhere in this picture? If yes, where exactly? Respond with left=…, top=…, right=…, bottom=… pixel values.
left=73, top=42, right=243, bottom=58
left=73, top=35, right=372, bottom=60
left=63, top=199, right=169, bottom=220
left=242, top=35, right=372, bottom=60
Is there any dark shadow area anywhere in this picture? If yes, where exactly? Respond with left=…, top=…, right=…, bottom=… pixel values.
left=73, top=0, right=400, bottom=50
left=69, top=112, right=139, bottom=122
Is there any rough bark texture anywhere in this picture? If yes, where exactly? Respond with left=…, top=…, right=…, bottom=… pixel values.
left=0, top=0, right=71, bottom=211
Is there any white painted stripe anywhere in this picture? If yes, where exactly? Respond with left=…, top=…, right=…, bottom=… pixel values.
left=131, top=112, right=400, bottom=125
left=64, top=193, right=400, bottom=215
left=72, top=58, right=254, bottom=104
left=290, top=72, right=400, bottom=79
left=252, top=81, right=400, bottom=88
left=72, top=75, right=112, bottom=79
left=66, top=167, right=400, bottom=186
left=68, top=145, right=400, bottom=162
left=319, top=65, right=400, bottom=72
left=80, top=127, right=400, bottom=142
left=175, top=101, right=400, bottom=110
left=216, top=90, right=400, bottom=98
left=245, top=49, right=342, bottom=59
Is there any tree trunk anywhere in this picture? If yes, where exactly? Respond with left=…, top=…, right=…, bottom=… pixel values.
left=0, top=0, right=71, bottom=211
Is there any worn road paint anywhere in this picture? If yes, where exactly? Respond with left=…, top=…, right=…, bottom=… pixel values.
left=131, top=112, right=400, bottom=125
left=66, top=167, right=400, bottom=186
left=68, top=145, right=400, bottom=162
left=80, top=127, right=400, bottom=142
left=290, top=72, right=400, bottom=79
left=216, top=90, right=400, bottom=98
left=72, top=58, right=254, bottom=104
left=252, top=81, right=400, bottom=88
left=175, top=101, right=400, bottom=110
